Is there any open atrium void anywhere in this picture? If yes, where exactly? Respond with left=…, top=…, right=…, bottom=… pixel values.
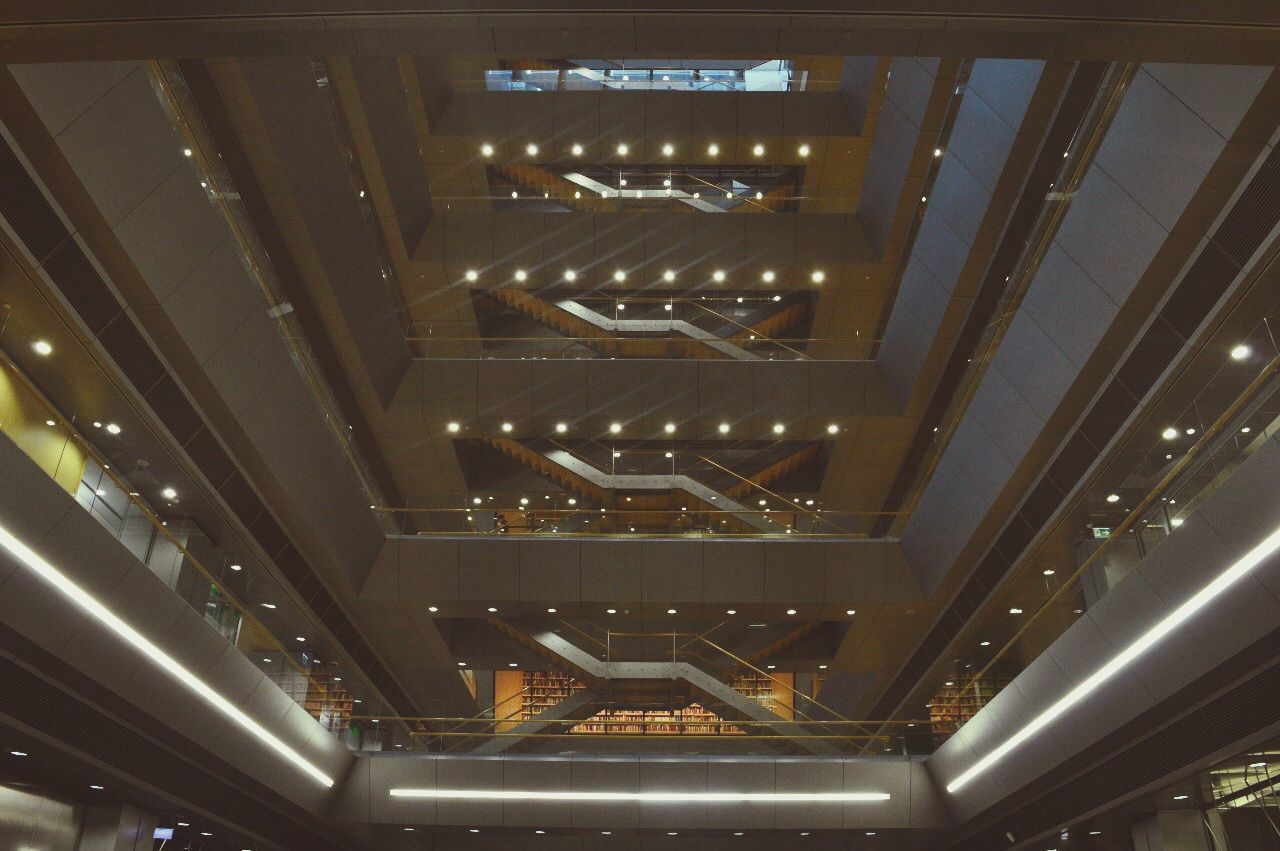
left=3, top=4, right=1280, bottom=850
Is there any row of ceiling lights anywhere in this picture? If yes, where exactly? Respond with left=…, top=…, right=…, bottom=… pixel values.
left=464, top=268, right=826, bottom=284
left=481, top=142, right=814, bottom=159
left=444, top=605, right=850, bottom=620
left=447, top=420, right=840, bottom=435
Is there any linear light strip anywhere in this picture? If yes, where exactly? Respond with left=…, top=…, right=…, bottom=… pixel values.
left=947, top=521, right=1280, bottom=793
left=389, top=789, right=889, bottom=803
left=0, top=524, right=335, bottom=788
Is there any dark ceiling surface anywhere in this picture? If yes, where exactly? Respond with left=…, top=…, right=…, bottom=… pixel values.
left=1, top=16, right=1279, bottom=841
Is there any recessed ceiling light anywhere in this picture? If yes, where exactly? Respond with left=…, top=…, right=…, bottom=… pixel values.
left=260, top=603, right=276, bottom=609
left=1171, top=516, right=1184, bottom=527
left=547, top=607, right=557, bottom=614
left=161, top=487, right=177, bottom=500
left=609, top=422, right=622, bottom=434
left=458, top=661, right=467, bottom=666
left=487, top=606, right=498, bottom=613
left=1186, top=427, right=1197, bottom=435
left=667, top=608, right=677, bottom=614
left=571, top=143, right=584, bottom=156
left=664, top=422, right=676, bottom=434
left=1174, top=794, right=1189, bottom=801
left=846, top=609, right=856, bottom=615
left=606, top=608, right=617, bottom=614
left=465, top=269, right=479, bottom=282
left=428, top=606, right=439, bottom=613
left=447, top=421, right=461, bottom=433
left=662, top=269, right=676, bottom=282
left=564, top=269, right=577, bottom=282
left=661, top=143, right=674, bottom=156
left=1106, top=493, right=1120, bottom=503
left=826, top=423, right=839, bottom=434
left=9, top=750, right=27, bottom=757
left=718, top=422, right=730, bottom=434
left=773, top=423, right=785, bottom=434
left=1231, top=343, right=1251, bottom=360
left=182, top=147, right=193, bottom=157
left=811, top=270, right=825, bottom=283
left=759, top=499, right=767, bottom=507
left=1162, top=426, right=1179, bottom=440
left=798, top=144, right=811, bottom=157
left=229, top=563, right=242, bottom=572
left=762, top=270, right=776, bottom=282
left=616, top=143, right=629, bottom=156
left=90, top=784, right=104, bottom=790
left=980, top=640, right=990, bottom=646
left=786, top=608, right=797, bottom=616
left=93, top=421, right=102, bottom=428
left=766, top=664, right=776, bottom=670
left=472, top=497, right=482, bottom=505
left=508, top=662, right=518, bottom=667
left=613, top=269, right=626, bottom=282
left=707, top=143, right=720, bottom=156
left=1242, top=426, right=1252, bottom=434
left=45, top=420, right=55, bottom=427
left=1043, top=569, right=1055, bottom=576
left=713, top=269, right=726, bottom=282
left=1009, top=607, right=1023, bottom=614
left=726, top=609, right=737, bottom=615
left=501, top=422, right=514, bottom=433
left=934, top=147, right=943, bottom=157
left=105, top=422, right=121, bottom=435
left=525, top=143, right=538, bottom=156
left=481, top=144, right=494, bottom=157
left=753, top=143, right=765, bottom=156
left=520, top=497, right=529, bottom=506
left=818, top=664, right=827, bottom=669
left=555, top=422, right=568, bottom=434
left=514, top=269, right=528, bottom=282
left=32, top=339, right=53, bottom=356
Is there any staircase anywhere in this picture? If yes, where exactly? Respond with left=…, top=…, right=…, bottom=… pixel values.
left=484, top=437, right=611, bottom=505
left=471, top=687, right=600, bottom=755
left=494, top=164, right=604, bottom=212
left=725, top=300, right=810, bottom=348
left=498, top=629, right=840, bottom=755
left=723, top=443, right=820, bottom=501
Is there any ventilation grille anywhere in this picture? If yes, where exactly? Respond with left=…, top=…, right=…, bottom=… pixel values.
left=872, top=113, right=1280, bottom=721
left=0, top=133, right=416, bottom=718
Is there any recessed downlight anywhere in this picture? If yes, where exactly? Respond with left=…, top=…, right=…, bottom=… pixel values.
left=480, top=143, right=494, bottom=157
left=32, top=340, right=53, bottom=356
left=0, top=523, right=334, bottom=787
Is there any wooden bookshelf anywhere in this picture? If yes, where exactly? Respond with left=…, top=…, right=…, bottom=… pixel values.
left=928, top=675, right=1010, bottom=741
left=510, top=670, right=793, bottom=735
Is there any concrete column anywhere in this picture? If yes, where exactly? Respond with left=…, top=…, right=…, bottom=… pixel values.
left=1131, top=809, right=1218, bottom=851
left=77, top=802, right=157, bottom=851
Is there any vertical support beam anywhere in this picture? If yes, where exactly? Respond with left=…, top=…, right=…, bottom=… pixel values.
left=76, top=802, right=157, bottom=851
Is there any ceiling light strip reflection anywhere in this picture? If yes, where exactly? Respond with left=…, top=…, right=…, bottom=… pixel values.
left=947, top=521, right=1280, bottom=793
left=0, top=524, right=335, bottom=787
left=389, top=789, right=889, bottom=803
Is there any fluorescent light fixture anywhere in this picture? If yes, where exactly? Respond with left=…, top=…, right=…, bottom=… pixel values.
left=389, top=789, right=888, bottom=803
left=0, top=524, right=334, bottom=787
left=946, top=520, right=1280, bottom=793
